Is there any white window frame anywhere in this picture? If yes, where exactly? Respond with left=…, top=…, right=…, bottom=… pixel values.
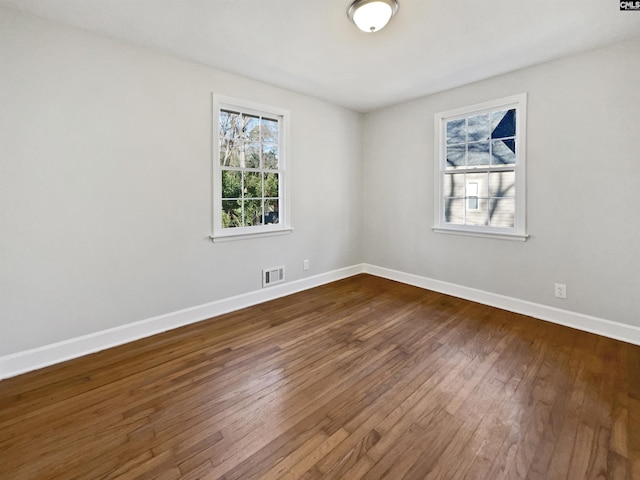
left=433, top=93, right=528, bottom=241
left=211, top=95, right=292, bottom=242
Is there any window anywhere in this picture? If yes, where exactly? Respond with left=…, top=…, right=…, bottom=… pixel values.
left=433, top=93, right=527, bottom=241
left=467, top=182, right=479, bottom=210
left=212, top=96, right=291, bottom=241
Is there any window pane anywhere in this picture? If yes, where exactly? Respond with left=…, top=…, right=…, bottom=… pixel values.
left=467, top=114, right=490, bottom=142
left=489, top=171, right=515, bottom=197
left=446, top=119, right=466, bottom=145
left=222, top=200, right=241, bottom=228
left=244, top=199, right=263, bottom=226
left=492, top=139, right=516, bottom=165
left=491, top=109, right=516, bottom=139
left=446, top=144, right=465, bottom=169
left=221, top=170, right=242, bottom=199
left=264, top=172, right=279, bottom=197
left=444, top=198, right=464, bottom=224
left=265, top=199, right=279, bottom=225
left=443, top=173, right=464, bottom=197
left=220, top=139, right=241, bottom=167
left=261, top=118, right=278, bottom=143
left=244, top=143, right=260, bottom=168
left=243, top=115, right=260, bottom=141
left=466, top=198, right=488, bottom=226
left=489, top=198, right=515, bottom=227
left=263, top=144, right=278, bottom=169
left=220, top=110, right=240, bottom=139
left=468, top=142, right=490, bottom=167
left=244, top=172, right=262, bottom=198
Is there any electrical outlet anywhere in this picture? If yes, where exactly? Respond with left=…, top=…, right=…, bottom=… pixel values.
left=303, top=259, right=309, bottom=271
left=554, top=283, right=567, bottom=299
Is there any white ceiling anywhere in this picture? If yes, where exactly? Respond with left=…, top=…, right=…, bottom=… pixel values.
left=2, top=0, right=640, bottom=112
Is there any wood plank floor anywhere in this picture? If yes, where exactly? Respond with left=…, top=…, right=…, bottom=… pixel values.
left=1, top=274, right=639, bottom=479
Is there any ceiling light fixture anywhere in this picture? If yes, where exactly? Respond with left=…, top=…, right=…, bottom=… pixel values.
left=348, top=0, right=399, bottom=33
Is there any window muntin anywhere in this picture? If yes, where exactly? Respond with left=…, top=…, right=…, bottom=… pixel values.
left=435, top=94, right=527, bottom=240
left=213, top=96, right=290, bottom=240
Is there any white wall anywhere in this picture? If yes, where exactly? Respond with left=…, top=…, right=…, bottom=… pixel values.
left=363, top=36, right=640, bottom=328
left=0, top=8, right=363, bottom=356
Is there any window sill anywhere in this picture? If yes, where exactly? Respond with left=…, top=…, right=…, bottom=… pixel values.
left=211, top=227, right=293, bottom=243
left=432, top=226, right=528, bottom=242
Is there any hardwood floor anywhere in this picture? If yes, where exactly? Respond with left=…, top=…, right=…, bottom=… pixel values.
left=1, top=274, right=639, bottom=479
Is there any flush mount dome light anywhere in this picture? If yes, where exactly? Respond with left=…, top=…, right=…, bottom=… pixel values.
left=348, top=0, right=399, bottom=33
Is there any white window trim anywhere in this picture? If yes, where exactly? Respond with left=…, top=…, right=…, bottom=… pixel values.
left=433, top=93, right=528, bottom=241
left=211, top=94, right=292, bottom=242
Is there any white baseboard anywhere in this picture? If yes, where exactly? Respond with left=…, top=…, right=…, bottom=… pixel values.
left=363, top=264, right=640, bottom=347
left=3, top=263, right=638, bottom=380
left=0, top=265, right=364, bottom=380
